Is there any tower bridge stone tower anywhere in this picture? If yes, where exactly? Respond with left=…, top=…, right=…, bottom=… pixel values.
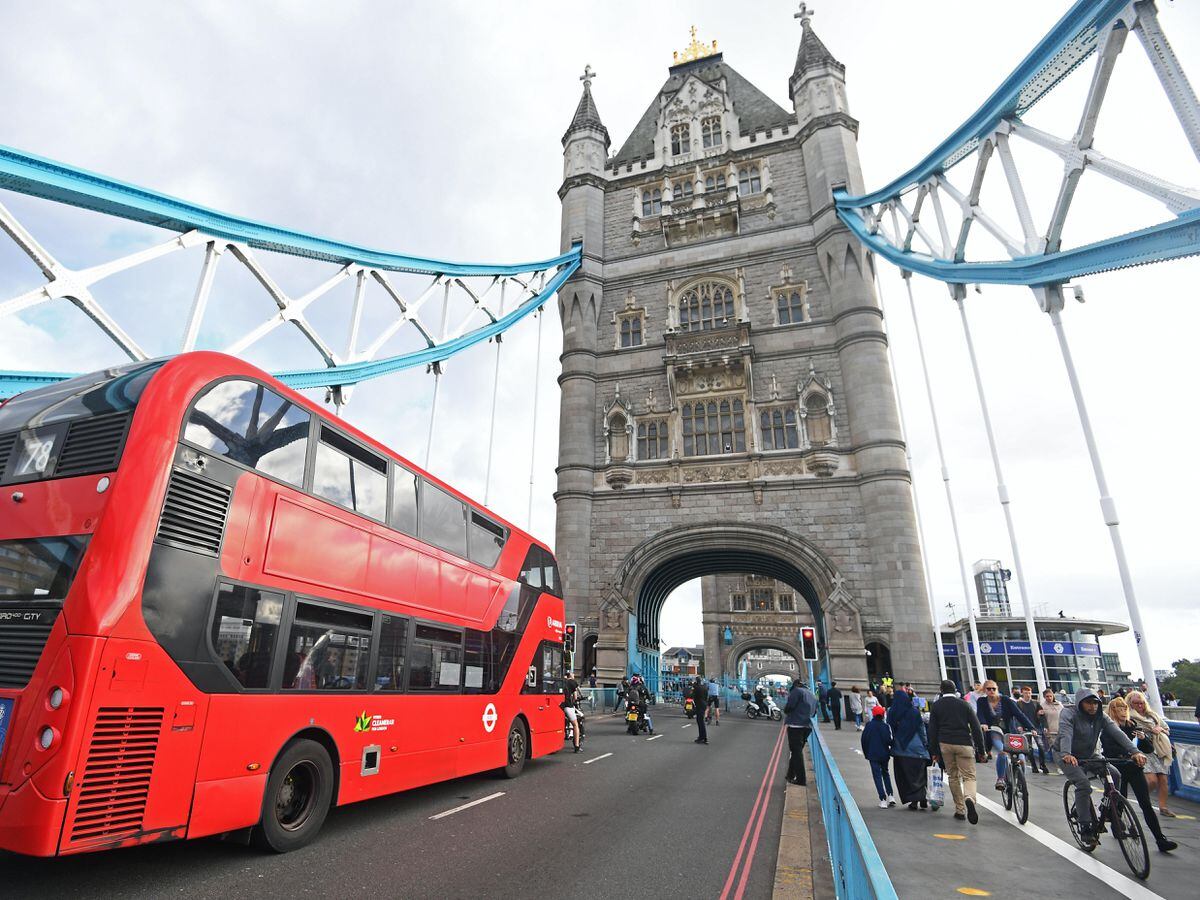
left=556, top=18, right=939, bottom=692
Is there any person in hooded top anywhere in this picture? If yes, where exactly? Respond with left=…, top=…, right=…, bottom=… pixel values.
left=1057, top=687, right=1145, bottom=849
left=887, top=689, right=931, bottom=809
left=861, top=704, right=896, bottom=808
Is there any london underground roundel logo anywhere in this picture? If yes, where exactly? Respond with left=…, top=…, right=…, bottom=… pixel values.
left=482, top=703, right=498, bottom=733
left=1053, top=642, right=1064, bottom=654
left=980, top=642, right=992, bottom=654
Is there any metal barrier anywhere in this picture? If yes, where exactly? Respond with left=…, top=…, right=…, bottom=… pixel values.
left=809, top=724, right=899, bottom=900
left=1168, top=721, right=1200, bottom=804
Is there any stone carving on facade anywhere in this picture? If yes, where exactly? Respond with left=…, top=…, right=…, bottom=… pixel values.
left=762, top=459, right=806, bottom=478
left=634, top=467, right=673, bottom=485
left=681, top=464, right=749, bottom=484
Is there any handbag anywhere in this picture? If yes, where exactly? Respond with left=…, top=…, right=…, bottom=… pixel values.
left=928, top=766, right=945, bottom=809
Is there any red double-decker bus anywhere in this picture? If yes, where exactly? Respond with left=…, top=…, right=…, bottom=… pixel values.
left=0, top=352, right=566, bottom=856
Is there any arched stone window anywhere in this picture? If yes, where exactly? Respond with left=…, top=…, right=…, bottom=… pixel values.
left=776, top=289, right=805, bottom=324
left=704, top=173, right=727, bottom=192
left=619, top=316, right=642, bottom=348
left=636, top=419, right=669, bottom=460
left=759, top=407, right=799, bottom=450
left=682, top=398, right=745, bottom=456
left=641, top=192, right=652, bottom=217
left=805, top=393, right=832, bottom=447
left=777, top=593, right=795, bottom=612
left=608, top=412, right=630, bottom=462
left=678, top=280, right=735, bottom=332
left=701, top=116, right=722, bottom=149
left=738, top=166, right=762, bottom=195
left=670, top=123, right=690, bottom=156
left=731, top=593, right=747, bottom=611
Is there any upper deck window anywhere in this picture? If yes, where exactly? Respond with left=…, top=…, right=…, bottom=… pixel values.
left=0, top=536, right=90, bottom=603
left=185, top=379, right=310, bottom=486
left=0, top=360, right=163, bottom=433
left=518, top=545, right=562, bottom=598
left=420, top=482, right=468, bottom=558
left=312, top=426, right=388, bottom=521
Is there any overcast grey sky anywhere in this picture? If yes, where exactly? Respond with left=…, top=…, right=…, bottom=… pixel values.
left=1, top=2, right=1196, bottom=678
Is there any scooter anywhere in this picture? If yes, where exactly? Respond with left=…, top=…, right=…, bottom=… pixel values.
left=625, top=700, right=654, bottom=735
left=684, top=696, right=696, bottom=719
left=746, top=695, right=783, bottom=721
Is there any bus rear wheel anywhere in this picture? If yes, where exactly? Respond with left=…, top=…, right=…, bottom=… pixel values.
left=501, top=720, right=528, bottom=779
left=253, top=739, right=335, bottom=853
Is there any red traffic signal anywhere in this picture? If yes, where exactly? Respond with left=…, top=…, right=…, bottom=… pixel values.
left=564, top=623, right=576, bottom=653
left=800, top=627, right=818, bottom=661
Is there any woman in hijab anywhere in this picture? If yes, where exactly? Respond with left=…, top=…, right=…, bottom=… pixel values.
left=888, top=688, right=931, bottom=809
left=1126, top=691, right=1175, bottom=817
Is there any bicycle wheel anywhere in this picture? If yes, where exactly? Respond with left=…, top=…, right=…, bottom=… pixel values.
left=1003, top=767, right=1014, bottom=811
left=1109, top=794, right=1150, bottom=880
left=1062, top=782, right=1092, bottom=851
left=1012, top=763, right=1029, bottom=825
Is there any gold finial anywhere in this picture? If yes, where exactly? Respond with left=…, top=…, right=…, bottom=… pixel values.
left=673, top=24, right=718, bottom=65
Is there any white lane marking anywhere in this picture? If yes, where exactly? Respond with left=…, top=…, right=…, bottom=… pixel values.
left=583, top=752, right=613, bottom=765
left=974, top=795, right=1164, bottom=900
left=681, top=723, right=692, bottom=728
left=648, top=734, right=663, bottom=741
left=429, top=791, right=505, bottom=820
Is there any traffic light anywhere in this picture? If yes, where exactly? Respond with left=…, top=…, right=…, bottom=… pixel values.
left=800, top=627, right=818, bottom=661
left=564, top=623, right=576, bottom=654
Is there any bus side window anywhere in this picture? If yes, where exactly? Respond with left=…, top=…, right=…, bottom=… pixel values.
left=283, top=600, right=373, bottom=691
left=467, top=511, right=506, bottom=569
left=420, top=483, right=467, bottom=558
left=374, top=615, right=408, bottom=691
left=209, top=583, right=283, bottom=690
left=185, top=379, right=310, bottom=486
left=408, top=624, right=462, bottom=691
left=542, top=643, right=564, bottom=695
left=391, top=465, right=419, bottom=536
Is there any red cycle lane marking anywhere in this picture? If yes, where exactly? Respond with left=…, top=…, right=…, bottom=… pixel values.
left=733, top=727, right=787, bottom=900
left=719, top=727, right=786, bottom=900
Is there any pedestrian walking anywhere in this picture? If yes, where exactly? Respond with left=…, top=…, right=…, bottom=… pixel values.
left=828, top=681, right=843, bottom=730
left=1041, top=688, right=1062, bottom=764
left=1126, top=690, right=1175, bottom=817
left=864, top=687, right=878, bottom=713
left=588, top=669, right=597, bottom=688
left=1105, top=698, right=1177, bottom=852
left=849, top=686, right=864, bottom=730
left=691, top=676, right=708, bottom=744
left=928, top=679, right=986, bottom=824
left=784, top=678, right=817, bottom=785
left=614, top=676, right=629, bottom=715
left=861, top=705, right=896, bottom=807
left=707, top=676, right=721, bottom=725
left=817, top=681, right=831, bottom=723
left=888, top=689, right=931, bottom=809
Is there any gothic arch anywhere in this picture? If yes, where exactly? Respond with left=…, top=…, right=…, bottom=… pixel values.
left=613, top=522, right=838, bottom=658
left=729, top=637, right=804, bottom=681
left=671, top=272, right=740, bottom=330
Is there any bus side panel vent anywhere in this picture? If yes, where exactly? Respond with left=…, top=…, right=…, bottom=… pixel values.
left=54, top=413, right=132, bottom=478
left=155, top=469, right=232, bottom=556
left=68, top=707, right=164, bottom=845
left=0, top=432, right=16, bottom=475
left=0, top=613, right=56, bottom=689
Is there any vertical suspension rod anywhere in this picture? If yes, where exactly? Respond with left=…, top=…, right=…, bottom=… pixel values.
left=424, top=279, right=452, bottom=471
left=526, top=297, right=546, bottom=529
left=483, top=280, right=506, bottom=505
left=902, top=272, right=986, bottom=684
left=953, top=286, right=1048, bottom=695
left=874, top=260, right=947, bottom=681
left=1044, top=291, right=1163, bottom=714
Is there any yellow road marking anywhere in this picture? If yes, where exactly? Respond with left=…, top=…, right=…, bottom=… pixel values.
left=934, top=833, right=968, bottom=840
left=957, top=889, right=992, bottom=897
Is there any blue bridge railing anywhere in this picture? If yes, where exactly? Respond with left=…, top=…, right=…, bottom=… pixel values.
left=1168, top=720, right=1200, bottom=804
left=809, top=724, right=898, bottom=900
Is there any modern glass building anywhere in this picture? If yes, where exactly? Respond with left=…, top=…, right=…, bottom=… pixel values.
left=939, top=615, right=1128, bottom=694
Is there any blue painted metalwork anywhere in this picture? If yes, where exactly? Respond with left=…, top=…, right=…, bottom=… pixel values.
left=1167, top=720, right=1200, bottom=804
left=0, top=144, right=577, bottom=276
left=833, top=0, right=1200, bottom=285
left=810, top=724, right=899, bottom=899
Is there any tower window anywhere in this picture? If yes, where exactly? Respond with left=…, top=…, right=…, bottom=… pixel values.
left=671, top=123, right=691, bottom=156
left=678, top=281, right=735, bottom=332
left=805, top=393, right=832, bottom=447
left=759, top=406, right=799, bottom=451
left=636, top=419, right=669, bottom=460
left=681, top=398, right=745, bottom=457
left=778, top=594, right=795, bottom=612
left=751, top=589, right=774, bottom=611
left=777, top=290, right=805, bottom=324
left=738, top=166, right=762, bottom=195
left=672, top=182, right=694, bottom=202
left=642, top=189, right=664, bottom=216
left=608, top=412, right=629, bottom=462
left=619, top=314, right=643, bottom=348
left=701, top=116, right=722, bottom=149
left=704, top=173, right=727, bottom=193
left=731, top=593, right=747, bottom=612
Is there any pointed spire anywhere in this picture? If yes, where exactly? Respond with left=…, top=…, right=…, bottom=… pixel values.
left=792, top=3, right=844, bottom=80
left=562, top=64, right=611, bottom=147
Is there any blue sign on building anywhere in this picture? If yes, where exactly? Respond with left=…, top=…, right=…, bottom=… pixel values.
left=1075, top=642, right=1102, bottom=657
left=1007, top=640, right=1032, bottom=655
left=942, top=644, right=959, bottom=657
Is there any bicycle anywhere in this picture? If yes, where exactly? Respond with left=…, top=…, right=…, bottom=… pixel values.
left=1062, top=756, right=1150, bottom=881
left=998, top=731, right=1031, bottom=825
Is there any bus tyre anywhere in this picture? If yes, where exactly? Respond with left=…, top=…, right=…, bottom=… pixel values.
left=253, top=739, right=335, bottom=853
left=501, top=720, right=528, bottom=779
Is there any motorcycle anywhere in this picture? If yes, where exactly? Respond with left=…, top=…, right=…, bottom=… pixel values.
left=684, top=696, right=696, bottom=719
left=563, top=705, right=586, bottom=747
left=746, top=695, right=783, bottom=721
left=625, top=700, right=654, bottom=735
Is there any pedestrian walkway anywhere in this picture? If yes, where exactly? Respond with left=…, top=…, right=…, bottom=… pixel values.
left=821, top=726, right=1199, bottom=899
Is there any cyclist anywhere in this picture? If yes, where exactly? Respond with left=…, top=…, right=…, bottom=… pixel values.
left=708, top=676, right=721, bottom=725
left=1057, top=687, right=1145, bottom=849
left=974, top=680, right=1036, bottom=790
left=562, top=672, right=582, bottom=753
